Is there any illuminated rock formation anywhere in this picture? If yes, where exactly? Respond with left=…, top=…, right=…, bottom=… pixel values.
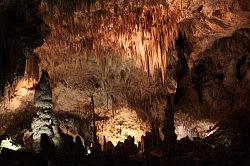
left=31, top=70, right=61, bottom=152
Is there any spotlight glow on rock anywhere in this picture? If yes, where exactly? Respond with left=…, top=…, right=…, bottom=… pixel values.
left=0, top=138, right=22, bottom=152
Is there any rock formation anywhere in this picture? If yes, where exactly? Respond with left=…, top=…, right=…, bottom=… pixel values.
left=31, top=70, right=61, bottom=152
left=0, top=0, right=49, bottom=95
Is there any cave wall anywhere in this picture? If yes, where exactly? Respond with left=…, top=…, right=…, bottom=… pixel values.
left=173, top=0, right=250, bottom=118
left=0, top=0, right=49, bottom=96
left=175, top=28, right=250, bottom=118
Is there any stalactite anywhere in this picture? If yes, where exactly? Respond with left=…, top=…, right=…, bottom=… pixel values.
left=36, top=0, right=183, bottom=83
left=25, top=55, right=40, bottom=82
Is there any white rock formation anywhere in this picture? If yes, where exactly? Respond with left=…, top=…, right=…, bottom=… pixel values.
left=31, top=70, right=61, bottom=152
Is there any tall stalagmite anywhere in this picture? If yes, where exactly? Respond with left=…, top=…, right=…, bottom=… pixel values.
left=31, top=70, right=61, bottom=152
left=163, top=93, right=176, bottom=157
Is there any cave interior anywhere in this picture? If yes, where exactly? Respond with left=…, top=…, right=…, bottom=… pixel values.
left=0, top=0, right=250, bottom=166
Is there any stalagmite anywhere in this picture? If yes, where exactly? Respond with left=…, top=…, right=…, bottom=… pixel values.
left=163, top=93, right=176, bottom=157
left=90, top=95, right=102, bottom=157
left=31, top=70, right=61, bottom=152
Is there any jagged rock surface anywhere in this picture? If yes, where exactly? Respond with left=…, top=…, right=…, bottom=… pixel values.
left=175, top=28, right=250, bottom=118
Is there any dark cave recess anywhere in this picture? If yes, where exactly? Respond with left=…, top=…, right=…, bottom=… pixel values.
left=0, top=0, right=49, bottom=95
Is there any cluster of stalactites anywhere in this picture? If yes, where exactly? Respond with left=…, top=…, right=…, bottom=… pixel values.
left=24, top=56, right=40, bottom=83
left=37, top=0, right=183, bottom=82
left=108, top=4, right=180, bottom=81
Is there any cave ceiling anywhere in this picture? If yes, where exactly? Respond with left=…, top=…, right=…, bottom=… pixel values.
left=35, top=0, right=250, bottom=115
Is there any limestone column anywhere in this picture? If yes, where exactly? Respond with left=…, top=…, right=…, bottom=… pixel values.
left=31, top=70, right=61, bottom=152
